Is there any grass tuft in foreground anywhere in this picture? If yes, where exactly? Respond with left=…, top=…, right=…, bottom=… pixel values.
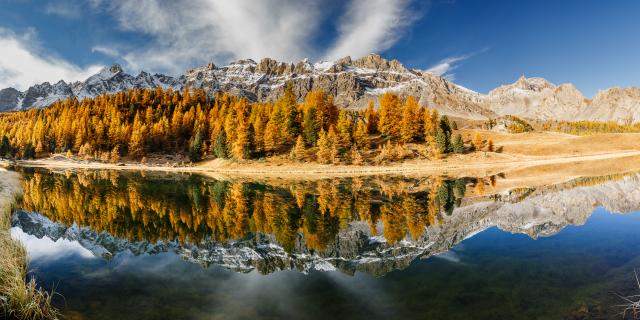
left=613, top=270, right=640, bottom=320
left=0, top=172, right=60, bottom=320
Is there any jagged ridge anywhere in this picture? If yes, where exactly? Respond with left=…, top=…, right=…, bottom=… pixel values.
left=0, top=54, right=490, bottom=120
left=2, top=54, right=640, bottom=122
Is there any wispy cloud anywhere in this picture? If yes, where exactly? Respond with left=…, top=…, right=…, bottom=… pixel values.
left=91, top=0, right=422, bottom=74
left=44, top=0, right=82, bottom=19
left=91, top=45, right=121, bottom=58
left=3, top=0, right=425, bottom=88
left=325, top=0, right=421, bottom=60
left=426, top=48, right=488, bottom=81
left=95, top=0, right=323, bottom=74
left=0, top=28, right=102, bottom=90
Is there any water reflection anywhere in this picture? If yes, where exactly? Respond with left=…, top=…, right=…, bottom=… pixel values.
left=17, top=169, right=473, bottom=247
left=12, top=168, right=640, bottom=319
left=14, top=168, right=640, bottom=277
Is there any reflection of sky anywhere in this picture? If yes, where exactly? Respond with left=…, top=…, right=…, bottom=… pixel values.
left=17, top=209, right=640, bottom=319
left=10, top=227, right=95, bottom=261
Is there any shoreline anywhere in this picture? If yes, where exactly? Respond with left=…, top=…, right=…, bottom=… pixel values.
left=0, top=169, right=59, bottom=319
left=8, top=149, right=640, bottom=178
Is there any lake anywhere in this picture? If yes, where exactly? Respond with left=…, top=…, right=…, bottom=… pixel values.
left=10, top=167, right=640, bottom=319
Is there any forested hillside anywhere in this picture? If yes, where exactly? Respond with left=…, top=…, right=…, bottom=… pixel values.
left=0, top=85, right=485, bottom=164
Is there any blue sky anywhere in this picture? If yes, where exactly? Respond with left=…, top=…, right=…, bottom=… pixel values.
left=0, top=0, right=639, bottom=97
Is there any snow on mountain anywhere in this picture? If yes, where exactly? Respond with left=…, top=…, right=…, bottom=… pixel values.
left=0, top=64, right=184, bottom=111
left=2, top=54, right=640, bottom=122
left=0, top=54, right=492, bottom=120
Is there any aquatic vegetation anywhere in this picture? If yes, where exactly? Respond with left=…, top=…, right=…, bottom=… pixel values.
left=0, top=172, right=60, bottom=320
left=613, top=270, right=640, bottom=319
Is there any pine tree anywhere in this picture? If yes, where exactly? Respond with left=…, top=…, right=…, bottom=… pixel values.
left=128, top=126, right=146, bottom=158
left=279, top=83, right=300, bottom=141
left=213, top=131, right=229, bottom=159
left=453, top=133, right=464, bottom=154
left=0, top=136, right=10, bottom=158
left=303, top=90, right=337, bottom=131
left=316, top=129, right=331, bottom=164
left=264, top=119, right=280, bottom=153
left=365, top=101, right=378, bottom=134
left=328, top=126, right=340, bottom=164
left=349, top=147, right=364, bottom=165
left=336, top=111, right=353, bottom=150
left=353, top=121, right=368, bottom=149
left=400, top=96, right=421, bottom=143
left=189, top=130, right=204, bottom=161
left=109, top=145, right=120, bottom=163
left=294, top=135, right=306, bottom=161
left=472, top=133, right=484, bottom=151
left=22, top=143, right=35, bottom=159
left=439, top=115, right=452, bottom=136
left=78, top=142, right=95, bottom=160
left=378, top=93, right=401, bottom=138
left=435, top=128, right=449, bottom=154
left=302, top=107, right=319, bottom=146
left=425, top=135, right=438, bottom=158
left=232, top=122, right=251, bottom=160
left=423, top=109, right=436, bottom=138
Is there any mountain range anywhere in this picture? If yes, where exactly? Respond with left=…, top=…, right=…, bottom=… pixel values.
left=2, top=53, right=640, bottom=123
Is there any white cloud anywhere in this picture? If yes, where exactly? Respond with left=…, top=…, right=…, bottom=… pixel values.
left=426, top=56, right=467, bottom=76
left=325, top=0, right=419, bottom=60
left=0, top=29, right=103, bottom=90
left=44, top=0, right=82, bottom=19
left=91, top=45, right=121, bottom=58
left=1, top=0, right=423, bottom=89
left=426, top=49, right=488, bottom=80
left=98, top=0, right=323, bottom=74
left=95, top=0, right=420, bottom=74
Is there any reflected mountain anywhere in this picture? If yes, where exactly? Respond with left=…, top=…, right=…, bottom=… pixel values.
left=11, top=168, right=640, bottom=276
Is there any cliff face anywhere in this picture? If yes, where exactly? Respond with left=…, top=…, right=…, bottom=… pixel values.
left=182, top=54, right=491, bottom=119
left=485, top=76, right=640, bottom=123
left=13, top=174, right=640, bottom=276
left=0, top=54, right=497, bottom=120
left=2, top=54, right=640, bottom=122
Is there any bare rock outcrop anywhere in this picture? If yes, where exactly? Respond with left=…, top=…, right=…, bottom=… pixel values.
left=4, top=55, right=640, bottom=123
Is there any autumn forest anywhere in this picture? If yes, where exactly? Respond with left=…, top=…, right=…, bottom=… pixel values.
left=0, top=85, right=492, bottom=164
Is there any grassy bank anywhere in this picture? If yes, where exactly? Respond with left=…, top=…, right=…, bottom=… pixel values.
left=0, top=169, right=59, bottom=320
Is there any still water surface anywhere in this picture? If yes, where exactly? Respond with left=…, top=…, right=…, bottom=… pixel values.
left=10, top=168, right=640, bottom=319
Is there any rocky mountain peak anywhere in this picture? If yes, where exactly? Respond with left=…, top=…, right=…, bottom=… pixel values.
left=514, top=75, right=555, bottom=92
left=256, top=57, right=295, bottom=75
left=3, top=55, right=640, bottom=123
left=110, top=64, right=123, bottom=74
left=352, top=53, right=406, bottom=72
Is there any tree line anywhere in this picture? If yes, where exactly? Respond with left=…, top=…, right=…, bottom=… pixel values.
left=0, top=85, right=490, bottom=164
left=543, top=120, right=640, bottom=135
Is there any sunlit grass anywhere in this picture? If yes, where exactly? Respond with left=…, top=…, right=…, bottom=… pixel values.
left=0, top=174, right=61, bottom=320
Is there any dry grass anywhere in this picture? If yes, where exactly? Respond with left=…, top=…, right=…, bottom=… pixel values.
left=0, top=170, right=60, bottom=320
left=613, top=270, right=640, bottom=319
left=460, top=130, right=640, bottom=157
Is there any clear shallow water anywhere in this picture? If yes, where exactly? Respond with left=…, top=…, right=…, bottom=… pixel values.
left=11, top=168, right=640, bottom=319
